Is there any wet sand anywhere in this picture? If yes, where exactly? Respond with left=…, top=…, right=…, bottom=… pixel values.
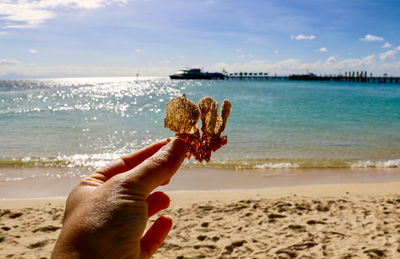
left=2, top=167, right=400, bottom=198
left=1, top=181, right=400, bottom=258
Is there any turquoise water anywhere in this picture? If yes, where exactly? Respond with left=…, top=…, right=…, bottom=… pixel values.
left=1, top=77, right=400, bottom=171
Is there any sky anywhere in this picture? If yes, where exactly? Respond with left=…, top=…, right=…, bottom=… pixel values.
left=0, top=0, right=400, bottom=77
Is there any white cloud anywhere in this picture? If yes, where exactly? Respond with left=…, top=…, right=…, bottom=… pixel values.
left=135, top=49, right=143, bottom=53
left=29, top=49, right=38, bottom=54
left=326, top=56, right=336, bottom=64
left=2, top=58, right=400, bottom=78
left=291, top=34, right=316, bottom=40
left=249, top=54, right=254, bottom=58
left=207, top=54, right=400, bottom=76
left=160, top=60, right=170, bottom=64
left=382, top=42, right=392, bottom=48
left=319, top=47, right=327, bottom=52
left=360, top=34, right=384, bottom=41
left=0, top=0, right=128, bottom=29
left=2, top=53, right=400, bottom=78
left=362, top=55, right=375, bottom=65
left=380, top=50, right=397, bottom=61
left=274, top=50, right=279, bottom=54
left=397, top=46, right=400, bottom=51
left=0, top=59, right=21, bottom=65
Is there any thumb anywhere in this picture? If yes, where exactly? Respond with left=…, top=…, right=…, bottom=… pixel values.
left=122, top=138, right=187, bottom=196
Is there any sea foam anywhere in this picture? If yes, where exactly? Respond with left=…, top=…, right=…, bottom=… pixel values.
left=254, top=162, right=299, bottom=169
left=351, top=159, right=400, bottom=168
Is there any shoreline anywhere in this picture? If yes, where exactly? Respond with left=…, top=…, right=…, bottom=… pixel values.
left=2, top=167, right=400, bottom=199
left=2, top=180, right=400, bottom=206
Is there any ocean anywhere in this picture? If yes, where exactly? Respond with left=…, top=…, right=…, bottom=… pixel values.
left=1, top=77, right=400, bottom=185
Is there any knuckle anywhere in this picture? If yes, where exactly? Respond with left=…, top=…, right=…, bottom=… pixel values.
left=148, top=152, right=169, bottom=168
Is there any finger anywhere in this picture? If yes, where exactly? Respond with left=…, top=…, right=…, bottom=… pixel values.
left=124, top=138, right=186, bottom=195
left=161, top=179, right=170, bottom=186
left=146, top=191, right=170, bottom=218
left=140, top=216, right=173, bottom=258
left=89, top=139, right=169, bottom=182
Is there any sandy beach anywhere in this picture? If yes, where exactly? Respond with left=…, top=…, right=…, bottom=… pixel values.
left=1, top=181, right=400, bottom=258
left=2, top=0, right=400, bottom=258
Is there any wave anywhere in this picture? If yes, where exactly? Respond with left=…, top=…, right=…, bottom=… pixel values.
left=350, top=159, right=400, bottom=168
left=1, top=156, right=400, bottom=170
left=184, top=158, right=400, bottom=170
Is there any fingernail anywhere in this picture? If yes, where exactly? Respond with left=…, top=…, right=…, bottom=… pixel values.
left=163, top=137, right=186, bottom=154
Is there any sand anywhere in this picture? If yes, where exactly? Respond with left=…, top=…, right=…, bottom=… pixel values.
left=3, top=167, right=400, bottom=198
left=1, top=182, right=400, bottom=258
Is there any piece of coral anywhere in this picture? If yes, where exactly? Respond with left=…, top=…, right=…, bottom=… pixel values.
left=164, top=96, right=232, bottom=162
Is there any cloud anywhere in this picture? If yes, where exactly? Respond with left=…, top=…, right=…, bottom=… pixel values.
left=291, top=34, right=316, bottom=40
left=326, top=56, right=336, bottom=64
left=397, top=46, right=400, bottom=51
left=380, top=50, right=397, bottom=61
left=2, top=56, right=400, bottom=78
left=382, top=42, right=392, bottom=48
left=135, top=49, right=143, bottom=53
left=274, top=50, right=279, bottom=54
left=0, top=0, right=128, bottom=29
left=362, top=55, right=375, bottom=65
left=29, top=49, right=38, bottom=54
left=360, top=34, right=384, bottom=41
left=319, top=47, right=327, bottom=52
left=0, top=59, right=21, bottom=65
left=160, top=60, right=170, bottom=64
left=207, top=54, right=400, bottom=76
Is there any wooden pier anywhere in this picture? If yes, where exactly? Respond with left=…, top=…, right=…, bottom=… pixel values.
left=225, top=72, right=400, bottom=84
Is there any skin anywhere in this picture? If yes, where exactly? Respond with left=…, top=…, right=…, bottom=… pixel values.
left=52, top=138, right=187, bottom=259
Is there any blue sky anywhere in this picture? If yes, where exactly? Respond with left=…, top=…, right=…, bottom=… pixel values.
left=0, top=0, right=399, bottom=77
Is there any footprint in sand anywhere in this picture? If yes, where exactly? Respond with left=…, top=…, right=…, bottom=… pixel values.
left=0, top=209, right=11, bottom=217
left=9, top=212, right=23, bottom=219
left=201, top=222, right=209, bottom=228
left=32, top=225, right=60, bottom=233
left=1, top=226, right=11, bottom=231
left=193, top=244, right=216, bottom=250
left=363, top=248, right=385, bottom=257
left=223, top=240, right=247, bottom=255
left=28, top=239, right=52, bottom=249
left=287, top=224, right=306, bottom=232
left=212, top=236, right=219, bottom=242
left=307, top=219, right=327, bottom=225
left=268, top=213, right=286, bottom=223
left=197, top=235, right=207, bottom=241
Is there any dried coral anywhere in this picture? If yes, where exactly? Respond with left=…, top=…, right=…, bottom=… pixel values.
left=164, top=96, right=232, bottom=162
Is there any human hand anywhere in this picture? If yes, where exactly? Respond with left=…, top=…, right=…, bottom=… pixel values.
left=52, top=138, right=187, bottom=259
